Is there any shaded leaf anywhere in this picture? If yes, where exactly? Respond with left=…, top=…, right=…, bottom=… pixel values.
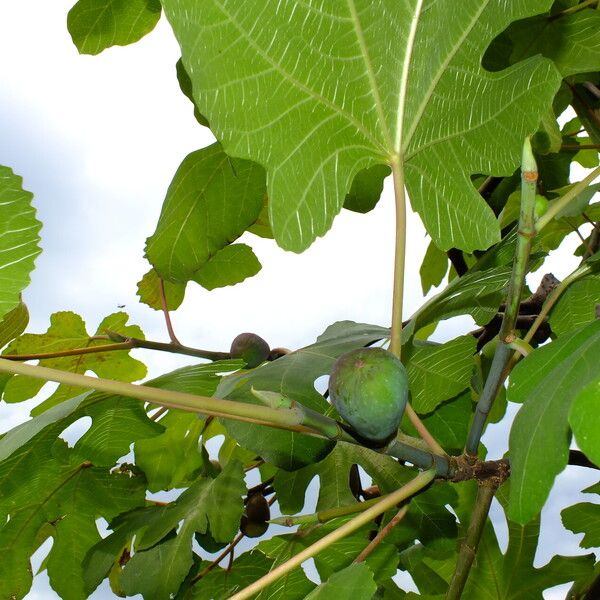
left=137, top=268, right=186, bottom=311
left=0, top=301, right=28, bottom=350
left=562, top=493, right=600, bottom=550
left=406, top=336, right=476, bottom=414
left=161, top=0, right=560, bottom=252
left=176, top=58, right=209, bottom=127
left=507, top=321, right=600, bottom=523
left=145, top=143, right=265, bottom=283
left=550, top=272, right=600, bottom=336
left=193, top=243, right=261, bottom=290
left=569, top=379, right=600, bottom=467
left=67, top=0, right=162, bottom=55
left=305, top=563, right=376, bottom=600
left=343, top=164, right=391, bottom=214
left=420, top=241, right=448, bottom=295
left=0, top=166, right=42, bottom=320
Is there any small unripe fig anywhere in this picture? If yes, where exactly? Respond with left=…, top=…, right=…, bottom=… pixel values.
left=329, top=347, right=408, bottom=443
left=230, top=333, right=270, bottom=368
left=534, top=195, right=548, bottom=219
left=240, top=493, right=270, bottom=538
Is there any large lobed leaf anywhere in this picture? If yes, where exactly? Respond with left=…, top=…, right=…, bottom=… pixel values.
left=161, top=0, right=561, bottom=253
left=507, top=320, right=600, bottom=524
left=1, top=311, right=146, bottom=414
left=0, top=166, right=42, bottom=321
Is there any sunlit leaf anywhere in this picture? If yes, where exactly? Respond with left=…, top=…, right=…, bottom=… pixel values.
left=161, top=0, right=560, bottom=252
left=1, top=311, right=146, bottom=413
left=406, top=336, right=476, bottom=414
left=193, top=243, right=261, bottom=290
left=67, top=0, right=162, bottom=55
left=0, top=301, right=28, bottom=350
left=145, top=143, right=265, bottom=283
left=0, top=166, right=42, bottom=320
left=137, top=268, right=186, bottom=311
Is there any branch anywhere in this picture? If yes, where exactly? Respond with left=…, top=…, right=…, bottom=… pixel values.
left=445, top=483, right=497, bottom=600
left=228, top=469, right=436, bottom=600
left=2, top=334, right=230, bottom=362
left=466, top=139, right=538, bottom=455
left=0, top=357, right=454, bottom=477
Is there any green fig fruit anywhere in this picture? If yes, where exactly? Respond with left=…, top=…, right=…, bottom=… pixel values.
left=329, top=347, right=408, bottom=443
left=240, top=493, right=270, bottom=538
left=230, top=332, right=270, bottom=368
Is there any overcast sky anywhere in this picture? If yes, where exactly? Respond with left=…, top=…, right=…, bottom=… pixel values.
left=1, top=2, right=598, bottom=599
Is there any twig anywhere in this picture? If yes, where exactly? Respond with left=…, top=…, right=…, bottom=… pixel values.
left=228, top=469, right=436, bottom=600
left=159, top=277, right=182, bottom=345
left=466, top=139, right=538, bottom=455
left=354, top=505, right=409, bottom=563
left=404, top=403, right=447, bottom=457
left=0, top=357, right=454, bottom=477
left=192, top=532, right=245, bottom=582
left=445, top=483, right=497, bottom=599
left=2, top=334, right=230, bottom=362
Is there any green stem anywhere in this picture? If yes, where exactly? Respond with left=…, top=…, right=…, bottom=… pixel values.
left=536, top=165, right=600, bottom=231
left=445, top=483, right=497, bottom=600
left=466, top=138, right=537, bottom=455
left=389, top=157, right=407, bottom=358
left=0, top=358, right=452, bottom=476
left=507, top=337, right=533, bottom=357
left=228, top=469, right=436, bottom=600
left=272, top=494, right=388, bottom=527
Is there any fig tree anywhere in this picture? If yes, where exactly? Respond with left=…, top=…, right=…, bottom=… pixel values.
left=230, top=332, right=270, bottom=368
left=329, top=347, right=408, bottom=443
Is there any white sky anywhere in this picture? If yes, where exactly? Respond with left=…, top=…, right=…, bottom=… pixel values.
left=0, top=2, right=598, bottom=599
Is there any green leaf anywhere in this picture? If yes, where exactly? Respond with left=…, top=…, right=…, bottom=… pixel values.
left=406, top=336, right=476, bottom=414
left=186, top=551, right=275, bottom=599
left=569, top=379, right=600, bottom=467
left=508, top=9, right=600, bottom=77
left=161, top=0, right=561, bottom=252
left=216, top=321, right=388, bottom=470
left=0, top=301, right=28, bottom=350
left=562, top=499, right=600, bottom=549
left=145, top=143, right=265, bottom=283
left=176, top=58, right=209, bottom=127
left=192, top=243, right=261, bottom=290
left=420, top=241, right=448, bottom=295
left=137, top=268, right=186, bottom=311
left=343, top=164, right=391, bottom=214
left=2, top=311, right=147, bottom=413
left=549, top=272, right=600, bottom=336
left=407, top=266, right=512, bottom=339
left=420, top=482, right=595, bottom=599
left=0, top=457, right=145, bottom=600
left=0, top=166, right=42, bottom=320
left=507, top=320, right=600, bottom=523
left=135, top=417, right=206, bottom=491
left=67, top=0, right=162, bottom=55
left=119, top=460, right=246, bottom=599
left=304, top=563, right=376, bottom=600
